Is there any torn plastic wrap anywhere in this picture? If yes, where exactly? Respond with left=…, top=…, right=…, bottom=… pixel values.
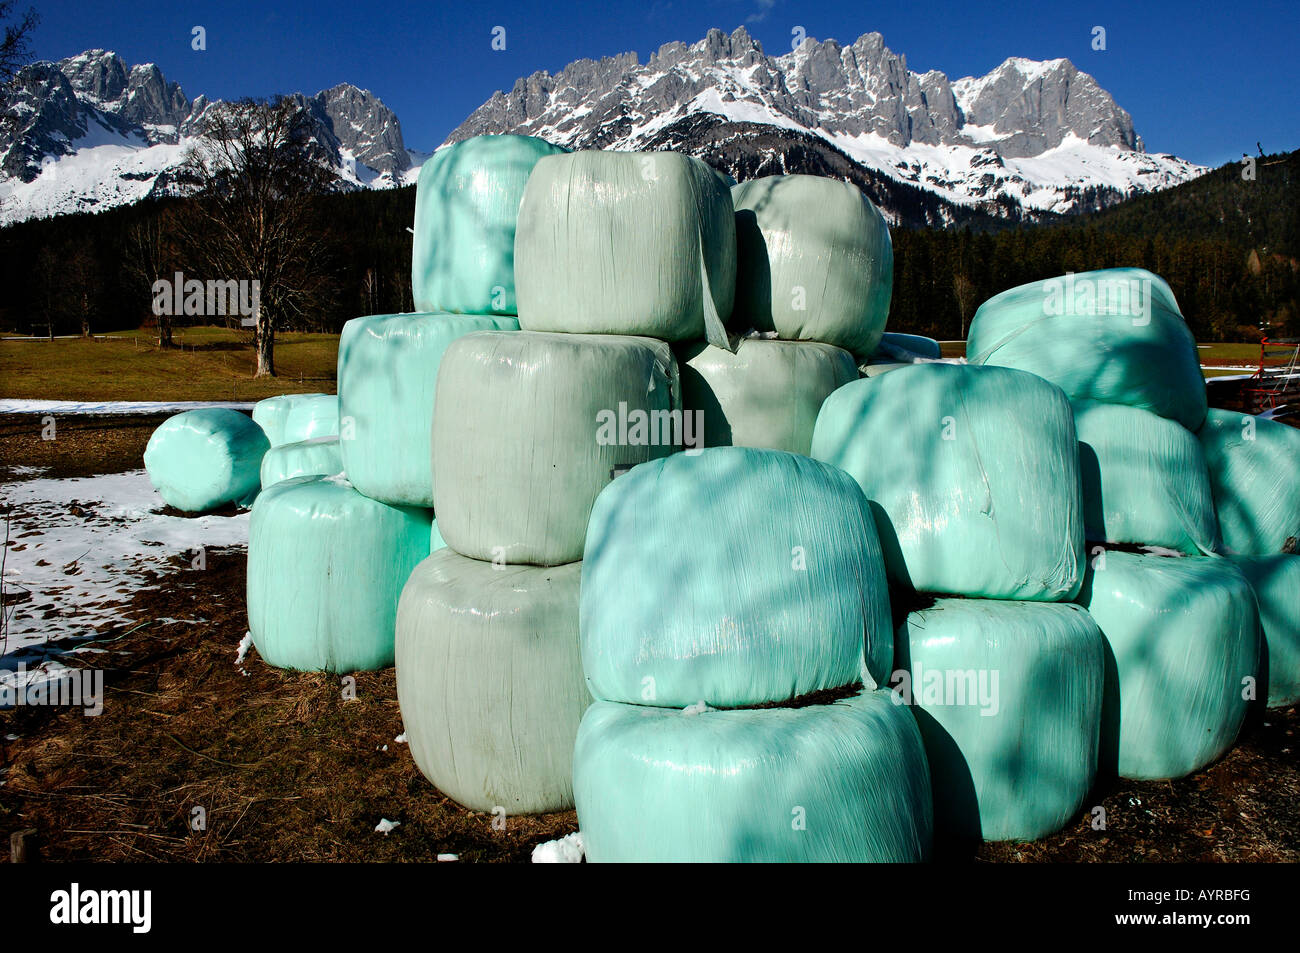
left=433, top=330, right=680, bottom=567
left=514, top=150, right=735, bottom=348
left=1079, top=551, right=1260, bottom=780
left=411, top=134, right=568, bottom=315
left=1073, top=400, right=1218, bottom=554
left=1228, top=554, right=1300, bottom=707
left=730, top=174, right=893, bottom=358
left=581, top=447, right=893, bottom=708
left=811, top=363, right=1085, bottom=601
left=966, top=268, right=1207, bottom=431
left=874, top=332, right=942, bottom=361
left=259, top=436, right=343, bottom=488
left=251, top=393, right=339, bottom=448
left=896, top=599, right=1105, bottom=843
left=247, top=476, right=431, bottom=673
left=1198, top=408, right=1300, bottom=554
left=143, top=408, right=268, bottom=512
left=395, top=549, right=588, bottom=813
left=573, top=690, right=932, bottom=863
left=337, top=312, right=519, bottom=508
left=676, top=338, right=858, bottom=456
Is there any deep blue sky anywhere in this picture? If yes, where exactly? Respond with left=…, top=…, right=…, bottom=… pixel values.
left=32, top=0, right=1298, bottom=166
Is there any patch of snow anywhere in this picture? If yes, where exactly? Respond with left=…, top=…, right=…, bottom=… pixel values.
left=374, top=818, right=400, bottom=835
left=395, top=732, right=407, bottom=744
left=682, top=700, right=715, bottom=716
left=532, top=832, right=585, bottom=863
left=0, top=399, right=255, bottom=415
left=235, top=632, right=254, bottom=666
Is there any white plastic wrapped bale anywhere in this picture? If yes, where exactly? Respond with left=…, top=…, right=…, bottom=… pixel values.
left=144, top=408, right=268, bottom=512
left=433, top=331, right=679, bottom=567
left=1079, top=551, right=1260, bottom=780
left=573, top=690, right=932, bottom=862
left=581, top=447, right=893, bottom=708
left=251, top=393, right=339, bottom=447
left=1197, top=408, right=1300, bottom=554
left=259, top=436, right=343, bottom=488
left=247, top=476, right=431, bottom=673
left=1073, top=400, right=1218, bottom=555
left=395, top=549, right=588, bottom=813
left=896, top=599, right=1105, bottom=843
left=677, top=338, right=858, bottom=455
left=514, top=151, right=735, bottom=346
left=811, top=363, right=1085, bottom=601
left=1228, top=554, right=1300, bottom=707
left=731, top=174, right=893, bottom=358
left=337, top=312, right=519, bottom=507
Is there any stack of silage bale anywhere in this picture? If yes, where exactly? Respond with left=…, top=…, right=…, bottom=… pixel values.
left=966, top=268, right=1264, bottom=782
left=252, top=393, right=342, bottom=487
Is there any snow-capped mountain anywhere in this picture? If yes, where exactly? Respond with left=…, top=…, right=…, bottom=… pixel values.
left=0, top=50, right=421, bottom=224
left=448, top=27, right=1207, bottom=223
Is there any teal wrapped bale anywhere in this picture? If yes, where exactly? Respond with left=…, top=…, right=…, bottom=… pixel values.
left=143, top=408, right=268, bottom=512
left=395, top=550, right=588, bottom=813
left=247, top=476, right=431, bottom=673
left=677, top=338, right=858, bottom=456
left=433, top=331, right=679, bottom=566
left=1073, top=400, right=1218, bottom=554
left=1079, top=551, right=1260, bottom=780
left=574, top=691, right=932, bottom=862
left=259, top=436, right=343, bottom=488
left=731, top=174, right=893, bottom=358
left=1228, top=554, right=1300, bottom=707
left=429, top=518, right=446, bottom=553
left=337, top=312, right=519, bottom=507
left=811, top=363, right=1085, bottom=601
left=875, top=332, right=942, bottom=361
left=514, top=151, right=735, bottom=346
left=967, top=268, right=1207, bottom=430
left=412, top=135, right=568, bottom=315
left=897, top=599, right=1105, bottom=843
left=1198, top=408, right=1300, bottom=554
left=251, top=393, right=338, bottom=448
left=581, top=447, right=892, bottom=708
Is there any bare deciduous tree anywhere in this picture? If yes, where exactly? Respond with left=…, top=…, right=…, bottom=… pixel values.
left=952, top=272, right=978, bottom=341
left=125, top=206, right=179, bottom=347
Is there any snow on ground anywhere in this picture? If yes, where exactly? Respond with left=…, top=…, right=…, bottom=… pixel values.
left=532, top=832, right=585, bottom=863
left=0, top=399, right=255, bottom=415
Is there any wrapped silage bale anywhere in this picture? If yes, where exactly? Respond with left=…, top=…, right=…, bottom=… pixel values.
left=966, top=268, right=1207, bottom=431
left=514, top=150, right=735, bottom=346
left=874, top=332, right=943, bottom=361
left=1228, top=554, right=1300, bottom=707
left=1073, top=400, right=1218, bottom=555
left=1079, top=551, right=1260, bottom=780
left=143, top=408, right=268, bottom=512
left=433, top=331, right=679, bottom=566
left=395, top=550, right=588, bottom=813
left=897, top=599, right=1105, bottom=842
left=247, top=476, right=431, bottom=673
left=581, top=447, right=892, bottom=708
left=1197, top=408, right=1300, bottom=554
left=337, top=312, right=518, bottom=507
left=573, top=690, right=932, bottom=862
left=810, top=363, right=1085, bottom=601
left=251, top=393, right=339, bottom=448
left=731, top=174, right=893, bottom=358
left=677, top=338, right=858, bottom=455
left=411, top=134, right=568, bottom=315
left=429, top=518, right=446, bottom=553
left=259, top=436, right=343, bottom=488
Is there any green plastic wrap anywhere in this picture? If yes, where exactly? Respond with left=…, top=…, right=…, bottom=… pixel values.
left=251, top=393, right=339, bottom=448
left=143, top=408, right=268, bottom=512
left=896, top=599, right=1104, bottom=843
left=731, top=174, right=893, bottom=358
left=1073, top=400, right=1218, bottom=554
left=514, top=151, right=735, bottom=346
left=677, top=338, right=858, bottom=456
left=337, top=312, right=519, bottom=507
left=875, top=332, right=942, bottom=361
left=573, top=690, right=932, bottom=863
left=429, top=518, right=446, bottom=553
left=411, top=135, right=568, bottom=315
left=395, top=549, right=588, bottom=813
left=581, top=447, right=892, bottom=708
left=1228, top=554, right=1300, bottom=707
left=247, top=476, right=431, bottom=673
left=433, top=330, right=679, bottom=567
left=1198, top=408, right=1300, bottom=554
left=1079, top=551, right=1260, bottom=780
left=811, top=363, right=1085, bottom=601
left=259, top=436, right=343, bottom=488
left=967, top=268, right=1207, bottom=430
